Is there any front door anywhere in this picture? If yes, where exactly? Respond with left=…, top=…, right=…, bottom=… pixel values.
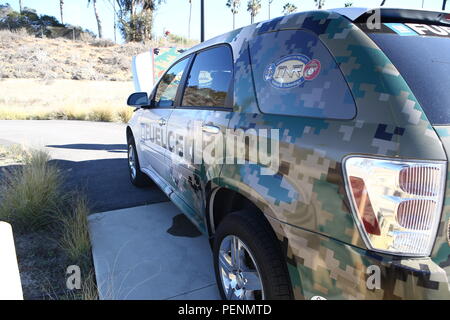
left=138, top=57, right=190, bottom=187
left=166, top=45, right=234, bottom=231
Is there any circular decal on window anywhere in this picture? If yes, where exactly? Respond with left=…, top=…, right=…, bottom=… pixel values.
left=264, top=54, right=321, bottom=89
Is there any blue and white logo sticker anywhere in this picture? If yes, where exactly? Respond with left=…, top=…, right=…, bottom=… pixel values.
left=264, top=54, right=321, bottom=89
left=384, top=23, right=417, bottom=36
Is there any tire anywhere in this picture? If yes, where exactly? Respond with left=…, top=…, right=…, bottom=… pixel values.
left=213, top=210, right=293, bottom=300
left=127, top=135, right=151, bottom=187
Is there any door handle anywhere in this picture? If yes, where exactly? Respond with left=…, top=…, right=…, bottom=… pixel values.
left=202, top=125, right=220, bottom=134
left=158, top=118, right=167, bottom=126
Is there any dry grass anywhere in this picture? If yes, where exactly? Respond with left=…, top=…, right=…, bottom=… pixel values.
left=80, top=271, right=99, bottom=300
left=90, top=39, right=116, bottom=48
left=116, top=107, right=134, bottom=123
left=0, top=144, right=27, bottom=166
left=57, top=195, right=91, bottom=265
left=0, top=28, right=193, bottom=123
left=0, top=79, right=135, bottom=123
left=0, top=146, right=97, bottom=299
left=0, top=29, right=133, bottom=81
left=55, top=271, right=98, bottom=300
left=75, top=271, right=98, bottom=300
left=87, top=108, right=115, bottom=122
left=55, top=195, right=98, bottom=300
left=0, top=149, right=63, bottom=231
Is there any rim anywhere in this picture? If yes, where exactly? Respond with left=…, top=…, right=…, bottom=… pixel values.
left=128, top=145, right=137, bottom=180
left=218, top=235, right=264, bottom=300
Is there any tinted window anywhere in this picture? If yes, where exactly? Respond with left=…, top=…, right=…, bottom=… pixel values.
left=369, top=33, right=450, bottom=125
left=155, top=58, right=189, bottom=107
left=182, top=46, right=233, bottom=107
left=249, top=30, right=356, bottom=119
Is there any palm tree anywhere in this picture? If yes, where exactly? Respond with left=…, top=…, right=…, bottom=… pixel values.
left=247, top=0, right=261, bottom=24
left=226, top=0, right=241, bottom=30
left=112, top=0, right=165, bottom=42
left=18, top=0, right=22, bottom=13
left=268, top=0, right=275, bottom=19
left=380, top=0, right=386, bottom=6
left=314, top=0, right=325, bottom=9
left=60, top=0, right=64, bottom=24
left=88, top=0, right=102, bottom=39
left=113, top=0, right=117, bottom=43
left=345, top=2, right=353, bottom=7
left=443, top=0, right=447, bottom=10
left=187, top=0, right=192, bottom=39
left=282, top=3, right=297, bottom=15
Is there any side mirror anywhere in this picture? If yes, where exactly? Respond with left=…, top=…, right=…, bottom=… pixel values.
left=127, top=92, right=150, bottom=108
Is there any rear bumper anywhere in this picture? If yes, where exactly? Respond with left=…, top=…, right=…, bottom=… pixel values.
left=276, top=222, right=450, bottom=299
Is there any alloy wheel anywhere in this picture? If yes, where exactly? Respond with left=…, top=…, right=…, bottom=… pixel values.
left=128, top=145, right=137, bottom=180
left=218, top=235, right=264, bottom=300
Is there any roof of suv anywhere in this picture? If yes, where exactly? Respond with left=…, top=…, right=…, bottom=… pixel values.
left=180, top=7, right=450, bottom=59
left=329, top=7, right=450, bottom=25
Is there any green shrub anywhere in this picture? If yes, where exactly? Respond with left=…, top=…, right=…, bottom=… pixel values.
left=0, top=149, right=62, bottom=231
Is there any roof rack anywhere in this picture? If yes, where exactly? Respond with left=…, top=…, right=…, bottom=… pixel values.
left=328, top=7, right=450, bottom=25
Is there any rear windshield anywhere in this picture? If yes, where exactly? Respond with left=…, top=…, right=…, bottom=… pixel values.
left=248, top=29, right=356, bottom=120
left=368, top=32, right=450, bottom=125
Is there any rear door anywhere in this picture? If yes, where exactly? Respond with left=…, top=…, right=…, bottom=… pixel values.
left=166, top=45, right=234, bottom=231
left=138, top=57, right=190, bottom=187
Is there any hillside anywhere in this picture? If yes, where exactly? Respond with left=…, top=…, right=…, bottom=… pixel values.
left=0, top=29, right=157, bottom=81
left=0, top=29, right=197, bottom=122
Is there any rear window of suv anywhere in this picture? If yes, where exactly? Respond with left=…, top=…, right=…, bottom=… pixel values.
left=368, top=29, right=450, bottom=125
left=249, top=29, right=357, bottom=120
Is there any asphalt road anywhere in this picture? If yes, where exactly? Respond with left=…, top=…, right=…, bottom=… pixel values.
left=0, top=120, right=168, bottom=213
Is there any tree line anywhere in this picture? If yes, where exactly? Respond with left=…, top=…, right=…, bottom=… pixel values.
left=8, top=0, right=166, bottom=42
left=6, top=0, right=450, bottom=43
left=0, top=3, right=96, bottom=39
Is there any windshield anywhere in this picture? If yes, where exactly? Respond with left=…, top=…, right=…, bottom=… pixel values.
left=368, top=33, right=450, bottom=125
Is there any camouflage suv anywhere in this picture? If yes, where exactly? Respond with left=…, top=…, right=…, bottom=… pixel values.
left=126, top=7, right=450, bottom=300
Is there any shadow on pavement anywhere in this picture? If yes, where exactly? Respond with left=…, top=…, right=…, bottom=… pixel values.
left=167, top=214, right=202, bottom=238
left=52, top=158, right=168, bottom=213
left=1, top=143, right=168, bottom=214
left=0, top=164, right=22, bottom=181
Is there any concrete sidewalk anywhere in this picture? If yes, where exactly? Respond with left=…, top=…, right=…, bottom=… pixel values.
left=88, top=202, right=220, bottom=300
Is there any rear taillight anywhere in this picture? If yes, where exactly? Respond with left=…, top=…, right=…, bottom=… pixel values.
left=344, top=156, right=446, bottom=256
left=348, top=176, right=381, bottom=235
left=399, top=166, right=441, bottom=196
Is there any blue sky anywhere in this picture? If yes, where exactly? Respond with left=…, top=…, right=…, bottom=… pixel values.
left=1, top=0, right=448, bottom=42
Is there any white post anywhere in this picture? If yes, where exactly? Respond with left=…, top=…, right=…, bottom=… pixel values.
left=0, top=222, right=23, bottom=300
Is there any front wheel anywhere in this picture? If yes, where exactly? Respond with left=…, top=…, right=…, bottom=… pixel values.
left=213, top=210, right=293, bottom=300
left=127, top=137, right=150, bottom=187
